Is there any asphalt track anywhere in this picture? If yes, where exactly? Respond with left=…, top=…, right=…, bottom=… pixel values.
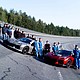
left=0, top=27, right=80, bottom=80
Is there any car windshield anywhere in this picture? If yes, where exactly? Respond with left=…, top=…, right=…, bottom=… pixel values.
left=19, top=38, right=32, bottom=44
left=57, top=50, right=72, bottom=56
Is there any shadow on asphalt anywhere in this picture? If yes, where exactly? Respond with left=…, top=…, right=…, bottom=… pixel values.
left=0, top=40, right=35, bottom=56
left=33, top=56, right=76, bottom=69
left=0, top=41, right=22, bottom=54
left=33, top=56, right=63, bottom=68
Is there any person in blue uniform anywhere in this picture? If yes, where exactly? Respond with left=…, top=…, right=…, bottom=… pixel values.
left=34, top=38, right=39, bottom=57
left=73, top=45, right=80, bottom=69
left=38, top=38, right=43, bottom=57
left=52, top=42, right=58, bottom=55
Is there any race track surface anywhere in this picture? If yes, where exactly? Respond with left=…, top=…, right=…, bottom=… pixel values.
left=0, top=27, right=80, bottom=80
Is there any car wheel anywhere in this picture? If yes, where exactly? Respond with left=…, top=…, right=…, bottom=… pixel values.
left=22, top=46, right=29, bottom=54
left=66, top=60, right=72, bottom=68
left=31, top=47, right=36, bottom=55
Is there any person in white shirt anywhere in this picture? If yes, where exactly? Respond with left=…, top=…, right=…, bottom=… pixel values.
left=11, top=26, right=14, bottom=38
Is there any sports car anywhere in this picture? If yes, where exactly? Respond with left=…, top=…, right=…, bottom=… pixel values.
left=3, top=37, right=35, bottom=54
left=44, top=50, right=74, bottom=68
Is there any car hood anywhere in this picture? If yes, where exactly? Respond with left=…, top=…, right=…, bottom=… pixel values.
left=14, top=40, right=27, bottom=45
left=8, top=38, right=17, bottom=43
left=46, top=52, right=68, bottom=59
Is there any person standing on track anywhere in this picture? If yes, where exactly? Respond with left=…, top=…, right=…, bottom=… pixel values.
left=21, top=31, right=25, bottom=38
left=52, top=42, right=58, bottom=55
left=73, top=45, right=80, bottom=69
left=34, top=38, right=39, bottom=57
left=57, top=42, right=62, bottom=50
left=17, top=28, right=21, bottom=39
left=14, top=28, right=18, bottom=39
left=11, top=26, right=14, bottom=38
left=2, top=24, right=8, bottom=40
left=43, top=40, right=50, bottom=55
left=38, top=38, right=43, bottom=58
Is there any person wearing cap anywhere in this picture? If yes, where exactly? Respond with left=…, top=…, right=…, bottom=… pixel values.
left=73, top=45, right=80, bottom=69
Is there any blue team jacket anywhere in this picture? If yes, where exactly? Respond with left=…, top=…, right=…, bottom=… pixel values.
left=73, top=49, right=80, bottom=58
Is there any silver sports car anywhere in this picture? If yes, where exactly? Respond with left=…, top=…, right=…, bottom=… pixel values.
left=3, top=38, right=35, bottom=54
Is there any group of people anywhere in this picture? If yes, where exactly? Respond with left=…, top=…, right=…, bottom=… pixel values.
left=0, top=23, right=80, bottom=69
left=34, top=38, right=80, bottom=69
left=14, top=28, right=25, bottom=39
left=34, top=38, right=43, bottom=58
left=1, top=23, right=37, bottom=41
left=2, top=23, right=12, bottom=40
left=52, top=42, right=62, bottom=54
left=34, top=38, right=62, bottom=58
left=1, top=23, right=26, bottom=40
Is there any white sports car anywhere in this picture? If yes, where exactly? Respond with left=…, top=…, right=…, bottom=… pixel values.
left=3, top=38, right=35, bottom=54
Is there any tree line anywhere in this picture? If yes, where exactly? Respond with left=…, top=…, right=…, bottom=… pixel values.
left=0, top=7, right=80, bottom=36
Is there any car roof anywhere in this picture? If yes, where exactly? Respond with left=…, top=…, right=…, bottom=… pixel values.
left=59, top=50, right=71, bottom=52
left=19, top=37, right=34, bottom=41
left=57, top=50, right=72, bottom=56
left=19, top=37, right=35, bottom=44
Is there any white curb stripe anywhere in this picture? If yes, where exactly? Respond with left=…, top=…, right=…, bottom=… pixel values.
left=58, top=70, right=63, bottom=80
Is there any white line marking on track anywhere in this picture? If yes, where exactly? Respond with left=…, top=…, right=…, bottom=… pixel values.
left=58, top=70, right=63, bottom=80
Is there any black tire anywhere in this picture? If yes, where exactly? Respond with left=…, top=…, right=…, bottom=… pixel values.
left=3, top=40, right=8, bottom=44
left=32, top=47, right=36, bottom=55
left=66, top=60, right=72, bottom=68
left=22, top=46, right=29, bottom=54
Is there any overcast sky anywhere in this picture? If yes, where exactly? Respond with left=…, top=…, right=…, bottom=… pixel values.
left=0, top=0, right=80, bottom=29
